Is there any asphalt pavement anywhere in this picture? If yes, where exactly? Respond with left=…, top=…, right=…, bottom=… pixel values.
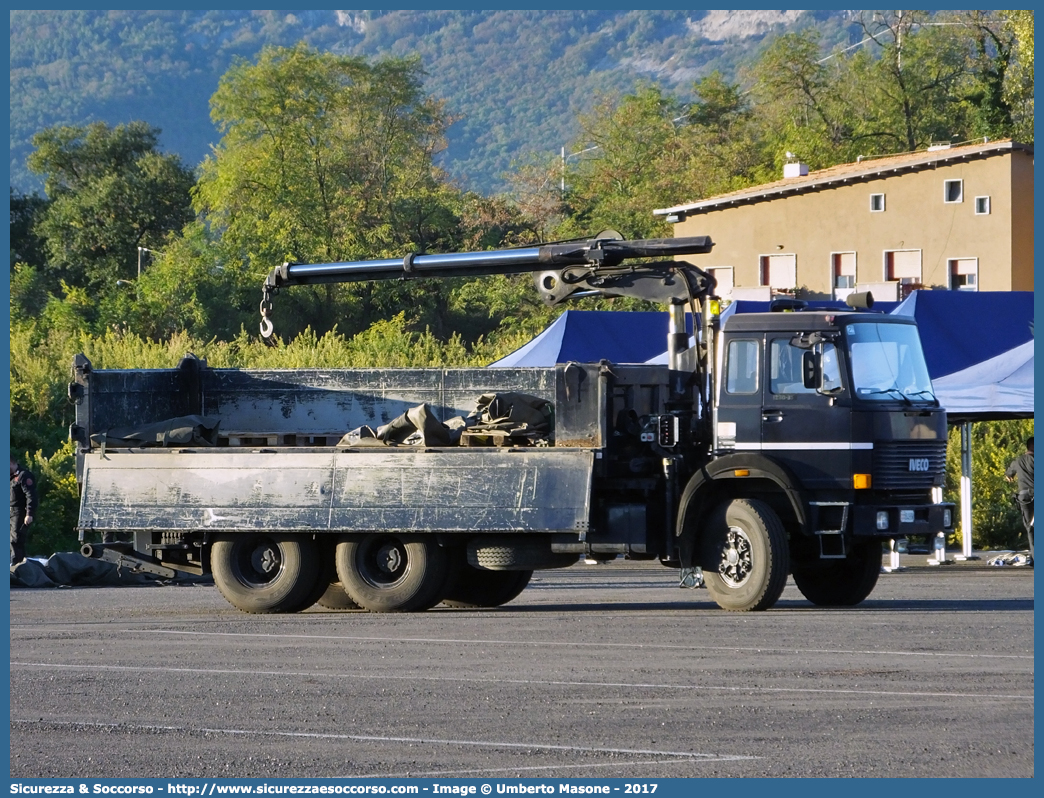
left=8, top=554, right=1034, bottom=779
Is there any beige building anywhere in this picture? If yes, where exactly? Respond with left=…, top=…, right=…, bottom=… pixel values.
left=655, top=139, right=1034, bottom=301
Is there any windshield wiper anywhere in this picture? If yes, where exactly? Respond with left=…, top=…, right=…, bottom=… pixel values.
left=906, top=389, right=937, bottom=402
left=861, top=387, right=912, bottom=405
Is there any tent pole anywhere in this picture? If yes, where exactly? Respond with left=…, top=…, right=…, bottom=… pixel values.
left=954, top=420, right=978, bottom=560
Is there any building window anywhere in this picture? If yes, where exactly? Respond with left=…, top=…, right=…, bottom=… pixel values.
left=949, top=258, right=978, bottom=291
left=759, top=254, right=797, bottom=291
left=707, top=266, right=734, bottom=298
left=832, top=252, right=856, bottom=298
left=869, top=193, right=885, bottom=212
left=975, top=196, right=990, bottom=215
left=943, top=179, right=963, bottom=203
left=884, top=249, right=922, bottom=298
left=726, top=339, right=760, bottom=395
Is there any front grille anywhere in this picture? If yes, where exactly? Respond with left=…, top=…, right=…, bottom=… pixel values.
left=872, top=440, right=947, bottom=489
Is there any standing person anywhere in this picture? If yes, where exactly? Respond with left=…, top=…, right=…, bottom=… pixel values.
left=10, top=458, right=38, bottom=565
left=1005, top=437, right=1034, bottom=561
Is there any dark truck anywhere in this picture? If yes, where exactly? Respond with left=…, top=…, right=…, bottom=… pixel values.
left=71, top=234, right=953, bottom=613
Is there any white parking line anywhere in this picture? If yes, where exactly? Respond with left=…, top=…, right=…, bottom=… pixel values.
left=10, top=718, right=754, bottom=764
left=10, top=662, right=1033, bottom=701
left=119, top=628, right=1034, bottom=660
left=380, top=758, right=739, bottom=778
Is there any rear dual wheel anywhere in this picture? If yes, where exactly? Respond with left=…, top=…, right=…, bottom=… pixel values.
left=211, top=533, right=322, bottom=614
left=335, top=533, right=454, bottom=613
left=316, top=580, right=361, bottom=610
left=211, top=532, right=538, bottom=613
left=310, top=540, right=360, bottom=610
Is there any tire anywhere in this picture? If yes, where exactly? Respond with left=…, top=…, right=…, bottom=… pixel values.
left=335, top=533, right=451, bottom=613
left=211, top=533, right=321, bottom=614
left=468, top=536, right=578, bottom=571
left=700, top=499, right=789, bottom=612
left=793, top=540, right=881, bottom=606
left=442, top=565, right=533, bottom=608
left=307, top=543, right=361, bottom=610
left=316, top=581, right=361, bottom=610
left=285, top=540, right=342, bottom=611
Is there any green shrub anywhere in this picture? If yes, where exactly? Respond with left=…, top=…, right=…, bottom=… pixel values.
left=20, top=442, right=82, bottom=557
left=944, top=419, right=1034, bottom=550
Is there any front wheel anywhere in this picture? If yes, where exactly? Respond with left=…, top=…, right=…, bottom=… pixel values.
left=211, top=533, right=321, bottom=614
left=335, top=533, right=451, bottom=613
left=793, top=540, right=881, bottom=606
left=700, top=499, right=789, bottom=612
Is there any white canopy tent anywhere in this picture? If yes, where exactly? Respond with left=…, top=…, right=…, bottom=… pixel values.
left=933, top=340, right=1035, bottom=560
left=933, top=340, right=1034, bottom=421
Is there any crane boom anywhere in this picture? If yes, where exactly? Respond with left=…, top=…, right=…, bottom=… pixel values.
left=259, top=234, right=715, bottom=341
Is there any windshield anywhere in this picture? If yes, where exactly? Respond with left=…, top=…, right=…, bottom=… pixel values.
left=845, top=322, right=935, bottom=402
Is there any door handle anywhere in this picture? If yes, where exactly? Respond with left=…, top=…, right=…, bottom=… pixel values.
left=762, top=410, right=784, bottom=423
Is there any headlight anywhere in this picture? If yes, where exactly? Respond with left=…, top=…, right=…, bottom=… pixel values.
left=876, top=511, right=889, bottom=530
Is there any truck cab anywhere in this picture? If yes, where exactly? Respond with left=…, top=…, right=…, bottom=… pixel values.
left=682, top=308, right=953, bottom=609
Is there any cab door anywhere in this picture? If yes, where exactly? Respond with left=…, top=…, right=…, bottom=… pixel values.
left=760, top=337, right=852, bottom=491
left=715, top=335, right=764, bottom=453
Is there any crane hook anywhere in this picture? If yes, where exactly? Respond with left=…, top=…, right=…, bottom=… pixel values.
left=259, top=290, right=276, bottom=345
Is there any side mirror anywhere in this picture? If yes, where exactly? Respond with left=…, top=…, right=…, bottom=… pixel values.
left=802, top=350, right=821, bottom=390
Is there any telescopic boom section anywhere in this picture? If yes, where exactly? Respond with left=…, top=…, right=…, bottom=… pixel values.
left=259, top=235, right=715, bottom=340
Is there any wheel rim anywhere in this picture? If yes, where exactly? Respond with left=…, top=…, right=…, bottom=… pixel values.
left=717, top=526, right=753, bottom=587
left=357, top=536, right=410, bottom=588
left=231, top=537, right=284, bottom=587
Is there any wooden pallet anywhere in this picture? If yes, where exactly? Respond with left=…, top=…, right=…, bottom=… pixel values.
left=459, top=429, right=539, bottom=447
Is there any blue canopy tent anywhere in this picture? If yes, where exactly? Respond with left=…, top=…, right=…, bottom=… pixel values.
left=489, top=310, right=689, bottom=367
left=891, top=290, right=1034, bottom=378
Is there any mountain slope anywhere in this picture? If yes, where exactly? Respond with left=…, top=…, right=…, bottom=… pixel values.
left=10, top=9, right=858, bottom=195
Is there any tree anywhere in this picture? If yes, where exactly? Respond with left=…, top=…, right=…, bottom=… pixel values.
left=27, top=121, right=195, bottom=295
left=1002, top=10, right=1034, bottom=142
left=10, top=189, right=51, bottom=323
left=679, top=71, right=772, bottom=197
left=195, top=43, right=464, bottom=339
left=560, top=85, right=690, bottom=240
left=9, top=187, right=48, bottom=269
left=853, top=11, right=970, bottom=152
left=956, top=11, right=1021, bottom=140
left=129, top=221, right=256, bottom=341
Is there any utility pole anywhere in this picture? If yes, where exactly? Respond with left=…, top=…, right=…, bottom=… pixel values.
left=136, top=246, right=163, bottom=279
